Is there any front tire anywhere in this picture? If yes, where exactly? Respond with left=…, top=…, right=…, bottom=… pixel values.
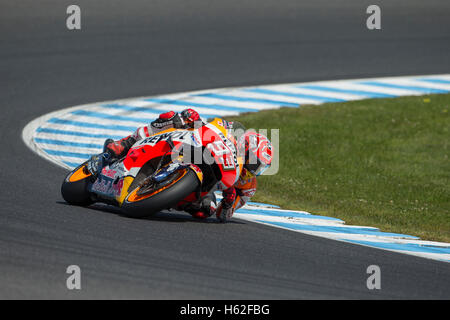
left=121, top=168, right=200, bottom=218
left=61, top=164, right=94, bottom=206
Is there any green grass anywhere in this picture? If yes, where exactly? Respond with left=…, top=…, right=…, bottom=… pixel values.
left=227, top=94, right=450, bottom=242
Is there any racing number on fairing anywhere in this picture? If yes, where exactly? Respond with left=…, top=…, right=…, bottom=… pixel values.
left=207, top=141, right=235, bottom=171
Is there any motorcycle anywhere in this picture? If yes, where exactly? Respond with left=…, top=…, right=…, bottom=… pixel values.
left=61, top=118, right=244, bottom=219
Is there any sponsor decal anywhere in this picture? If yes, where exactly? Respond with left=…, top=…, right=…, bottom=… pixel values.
left=91, top=175, right=124, bottom=198
left=101, top=168, right=117, bottom=179
left=151, top=120, right=173, bottom=128
left=137, top=130, right=191, bottom=146
left=189, top=164, right=204, bottom=182
left=207, top=141, right=236, bottom=171
left=191, top=131, right=202, bottom=146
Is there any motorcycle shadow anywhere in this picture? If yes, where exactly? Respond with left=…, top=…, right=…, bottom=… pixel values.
left=56, top=201, right=245, bottom=224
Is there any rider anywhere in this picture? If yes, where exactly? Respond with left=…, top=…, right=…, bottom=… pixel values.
left=86, top=108, right=273, bottom=222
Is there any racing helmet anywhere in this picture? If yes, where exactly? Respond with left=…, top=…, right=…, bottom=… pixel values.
left=180, top=108, right=201, bottom=128
left=238, top=131, right=273, bottom=176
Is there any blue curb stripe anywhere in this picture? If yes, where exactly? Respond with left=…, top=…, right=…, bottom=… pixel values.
left=36, top=127, right=123, bottom=140
left=195, top=93, right=300, bottom=107
left=238, top=208, right=343, bottom=221
left=144, top=98, right=256, bottom=113
left=416, top=78, right=450, bottom=85
left=101, top=103, right=222, bottom=118
left=245, top=88, right=346, bottom=102
left=344, top=239, right=450, bottom=255
left=62, top=161, right=83, bottom=168
left=47, top=118, right=136, bottom=132
left=99, top=104, right=165, bottom=115
left=256, top=220, right=419, bottom=239
left=71, top=110, right=154, bottom=123
left=93, top=105, right=222, bottom=123
left=296, top=85, right=396, bottom=98
left=34, top=138, right=103, bottom=149
left=359, top=81, right=447, bottom=93
left=43, top=149, right=92, bottom=159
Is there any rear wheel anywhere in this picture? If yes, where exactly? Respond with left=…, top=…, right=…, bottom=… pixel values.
left=121, top=168, right=200, bottom=218
left=61, top=164, right=94, bottom=206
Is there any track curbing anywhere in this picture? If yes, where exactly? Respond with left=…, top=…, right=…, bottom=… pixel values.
left=22, top=74, right=450, bottom=263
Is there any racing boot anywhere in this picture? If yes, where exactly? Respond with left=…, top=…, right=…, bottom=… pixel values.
left=187, top=192, right=217, bottom=219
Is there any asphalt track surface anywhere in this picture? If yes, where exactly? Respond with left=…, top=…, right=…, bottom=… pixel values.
left=1, top=0, right=450, bottom=299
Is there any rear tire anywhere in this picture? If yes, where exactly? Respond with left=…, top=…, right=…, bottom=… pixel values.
left=121, top=169, right=200, bottom=218
left=61, top=164, right=94, bottom=206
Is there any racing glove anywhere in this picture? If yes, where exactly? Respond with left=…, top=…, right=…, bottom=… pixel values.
left=104, top=135, right=137, bottom=159
left=86, top=152, right=111, bottom=176
left=150, top=111, right=184, bottom=131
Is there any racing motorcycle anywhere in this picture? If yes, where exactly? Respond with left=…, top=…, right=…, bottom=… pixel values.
left=61, top=118, right=244, bottom=219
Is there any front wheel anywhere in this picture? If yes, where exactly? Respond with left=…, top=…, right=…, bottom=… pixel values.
left=121, top=168, right=201, bottom=218
left=61, top=163, right=94, bottom=206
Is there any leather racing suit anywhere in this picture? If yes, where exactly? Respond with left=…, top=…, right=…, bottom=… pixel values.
left=88, top=109, right=256, bottom=221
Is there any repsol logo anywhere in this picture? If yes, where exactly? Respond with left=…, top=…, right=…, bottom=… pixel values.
left=139, top=131, right=190, bottom=145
